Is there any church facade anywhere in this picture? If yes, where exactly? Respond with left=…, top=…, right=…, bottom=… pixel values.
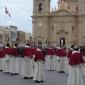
left=32, top=0, right=85, bottom=47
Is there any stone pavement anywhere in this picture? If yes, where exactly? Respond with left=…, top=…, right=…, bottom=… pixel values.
left=0, top=71, right=85, bottom=85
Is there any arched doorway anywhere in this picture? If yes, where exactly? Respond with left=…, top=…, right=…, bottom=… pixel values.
left=38, top=40, right=42, bottom=46
left=60, top=37, right=65, bottom=47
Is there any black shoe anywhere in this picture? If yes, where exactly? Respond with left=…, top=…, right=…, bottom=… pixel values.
left=28, top=77, right=33, bottom=79
left=0, top=70, right=3, bottom=71
left=10, top=73, right=15, bottom=75
left=15, top=73, right=19, bottom=75
left=47, top=70, right=54, bottom=71
left=24, top=76, right=33, bottom=79
left=58, top=71, right=65, bottom=73
left=24, top=77, right=28, bottom=79
left=40, top=81, right=44, bottom=83
left=35, top=81, right=41, bottom=83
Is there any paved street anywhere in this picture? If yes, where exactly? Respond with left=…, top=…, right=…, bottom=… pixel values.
left=0, top=71, right=85, bottom=85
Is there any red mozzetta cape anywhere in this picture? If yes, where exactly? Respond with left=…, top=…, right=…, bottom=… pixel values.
left=31, top=48, right=37, bottom=55
left=12, top=47, right=19, bottom=57
left=23, top=47, right=32, bottom=58
left=57, top=48, right=67, bottom=57
left=0, top=49, right=5, bottom=58
left=34, top=49, right=45, bottom=61
left=54, top=49, right=59, bottom=56
left=4, top=47, right=12, bottom=55
left=69, top=51, right=84, bottom=65
left=47, top=48, right=55, bottom=56
left=67, top=50, right=72, bottom=58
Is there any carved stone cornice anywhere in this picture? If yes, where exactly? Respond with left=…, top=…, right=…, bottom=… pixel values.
left=56, top=29, right=69, bottom=35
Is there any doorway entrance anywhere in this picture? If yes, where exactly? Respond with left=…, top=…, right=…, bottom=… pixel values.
left=60, top=37, right=65, bottom=47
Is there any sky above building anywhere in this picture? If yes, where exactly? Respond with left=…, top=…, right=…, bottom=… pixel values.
left=0, top=0, right=58, bottom=33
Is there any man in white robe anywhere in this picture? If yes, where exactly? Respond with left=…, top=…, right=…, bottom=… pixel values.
left=33, top=47, right=45, bottom=83
left=21, top=43, right=33, bottom=79
left=67, top=46, right=84, bottom=85
left=3, top=43, right=12, bottom=73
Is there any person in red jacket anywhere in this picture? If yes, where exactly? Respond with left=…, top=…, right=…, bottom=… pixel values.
left=0, top=47, right=5, bottom=71
left=3, top=43, right=12, bottom=73
left=66, top=45, right=74, bottom=74
left=67, top=45, right=75, bottom=59
left=45, top=47, right=55, bottom=71
left=81, top=46, right=85, bottom=76
left=33, top=46, right=45, bottom=83
left=21, top=43, right=33, bottom=79
left=67, top=46, right=84, bottom=85
left=57, top=47, right=67, bottom=73
left=10, top=43, right=19, bottom=75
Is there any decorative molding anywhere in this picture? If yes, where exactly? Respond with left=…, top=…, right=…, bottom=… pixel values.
left=34, top=36, right=45, bottom=40
left=56, top=29, right=69, bottom=35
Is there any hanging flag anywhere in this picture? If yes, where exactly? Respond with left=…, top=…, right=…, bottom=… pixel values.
left=5, top=6, right=11, bottom=17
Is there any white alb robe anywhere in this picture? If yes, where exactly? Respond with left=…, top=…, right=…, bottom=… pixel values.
left=33, top=61, right=45, bottom=81
left=45, top=55, right=55, bottom=71
left=21, top=57, right=33, bottom=78
left=67, top=65, right=84, bottom=85
left=3, top=54, right=11, bottom=73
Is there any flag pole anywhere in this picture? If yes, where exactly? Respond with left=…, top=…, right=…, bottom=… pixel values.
left=4, top=0, right=6, bottom=28
left=4, top=6, right=11, bottom=28
left=4, top=6, right=6, bottom=28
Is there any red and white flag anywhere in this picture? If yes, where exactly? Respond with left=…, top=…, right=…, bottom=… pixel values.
left=5, top=6, right=11, bottom=17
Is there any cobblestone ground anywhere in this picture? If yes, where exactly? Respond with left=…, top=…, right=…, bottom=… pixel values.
left=0, top=71, right=85, bottom=85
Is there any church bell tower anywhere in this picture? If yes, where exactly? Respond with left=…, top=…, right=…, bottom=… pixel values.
left=33, top=0, right=50, bottom=15
left=32, top=0, right=51, bottom=46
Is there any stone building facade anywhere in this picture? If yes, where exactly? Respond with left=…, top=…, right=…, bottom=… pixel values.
left=25, top=33, right=31, bottom=42
left=32, top=0, right=85, bottom=47
left=0, top=26, right=17, bottom=44
left=17, top=31, right=25, bottom=44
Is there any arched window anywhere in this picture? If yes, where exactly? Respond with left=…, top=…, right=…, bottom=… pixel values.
left=39, top=3, right=43, bottom=12
left=72, top=26, right=74, bottom=32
